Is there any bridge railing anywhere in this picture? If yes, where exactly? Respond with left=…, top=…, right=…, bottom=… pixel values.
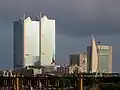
left=0, top=74, right=120, bottom=90
left=0, top=76, right=79, bottom=89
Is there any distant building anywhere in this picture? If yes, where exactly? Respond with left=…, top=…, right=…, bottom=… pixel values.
left=42, top=66, right=55, bottom=74
left=87, top=36, right=112, bottom=73
left=69, top=53, right=87, bottom=72
left=69, top=65, right=81, bottom=74
left=98, top=45, right=112, bottom=73
left=87, top=46, right=92, bottom=73
left=15, top=68, right=33, bottom=77
left=13, top=15, right=55, bottom=70
left=56, top=65, right=69, bottom=76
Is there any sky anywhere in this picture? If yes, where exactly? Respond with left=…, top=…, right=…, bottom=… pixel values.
left=0, top=0, right=120, bottom=72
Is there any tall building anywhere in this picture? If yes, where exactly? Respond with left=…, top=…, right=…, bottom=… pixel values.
left=14, top=15, right=55, bottom=70
left=69, top=53, right=87, bottom=72
left=98, top=45, right=112, bottom=73
left=87, top=36, right=112, bottom=73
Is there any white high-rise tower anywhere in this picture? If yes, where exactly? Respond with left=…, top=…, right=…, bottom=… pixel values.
left=14, top=15, right=55, bottom=70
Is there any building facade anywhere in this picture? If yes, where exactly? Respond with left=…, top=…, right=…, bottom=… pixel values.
left=40, top=16, right=55, bottom=66
left=97, top=45, right=112, bottom=73
left=87, top=45, right=112, bottom=73
left=69, top=53, right=87, bottom=72
left=14, top=15, right=55, bottom=70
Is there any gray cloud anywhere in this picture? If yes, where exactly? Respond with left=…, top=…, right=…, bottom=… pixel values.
left=0, top=0, right=120, bottom=36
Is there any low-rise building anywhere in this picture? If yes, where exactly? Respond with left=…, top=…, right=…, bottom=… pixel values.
left=56, top=65, right=69, bottom=76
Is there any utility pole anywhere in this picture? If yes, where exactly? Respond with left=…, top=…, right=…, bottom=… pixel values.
left=80, top=74, right=83, bottom=90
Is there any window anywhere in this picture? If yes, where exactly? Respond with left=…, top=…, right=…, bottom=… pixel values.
left=99, top=55, right=109, bottom=72
left=99, top=49, right=109, bottom=53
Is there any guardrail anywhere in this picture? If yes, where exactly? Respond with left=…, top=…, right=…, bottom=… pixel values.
left=0, top=77, right=78, bottom=90
left=0, top=73, right=120, bottom=90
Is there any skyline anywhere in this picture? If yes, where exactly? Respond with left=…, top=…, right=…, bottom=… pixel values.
left=0, top=28, right=118, bottom=71
left=0, top=0, right=120, bottom=72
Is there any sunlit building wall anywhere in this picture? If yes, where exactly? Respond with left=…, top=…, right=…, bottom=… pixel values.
left=40, top=16, right=55, bottom=66
left=14, top=15, right=55, bottom=70
left=24, top=17, right=39, bottom=67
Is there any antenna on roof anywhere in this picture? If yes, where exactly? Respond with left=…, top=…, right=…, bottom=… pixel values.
left=23, top=13, right=26, bottom=20
left=92, top=33, right=95, bottom=40
left=20, top=13, right=26, bottom=20
left=40, top=12, right=42, bottom=20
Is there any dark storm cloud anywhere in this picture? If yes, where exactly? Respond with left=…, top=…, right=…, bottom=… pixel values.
left=0, top=0, right=120, bottom=36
